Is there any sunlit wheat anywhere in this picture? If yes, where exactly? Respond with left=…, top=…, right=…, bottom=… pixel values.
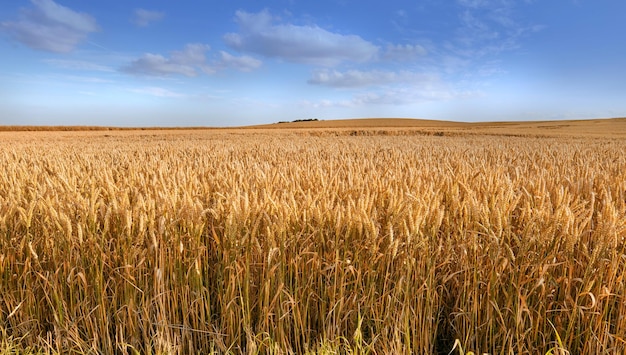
left=0, top=130, right=624, bottom=354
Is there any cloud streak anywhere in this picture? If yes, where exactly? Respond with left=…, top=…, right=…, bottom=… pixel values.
left=224, top=10, right=379, bottom=66
left=1, top=0, right=98, bottom=53
left=43, top=59, right=114, bottom=72
left=129, top=86, right=185, bottom=98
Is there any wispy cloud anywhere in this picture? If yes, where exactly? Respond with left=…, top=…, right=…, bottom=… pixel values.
left=302, top=83, right=477, bottom=109
left=223, top=10, right=379, bottom=66
left=299, top=99, right=354, bottom=109
left=133, top=9, right=165, bottom=27
left=1, top=0, right=98, bottom=53
left=351, top=85, right=476, bottom=105
left=308, top=69, right=436, bottom=88
left=457, top=0, right=491, bottom=8
left=453, top=0, right=543, bottom=58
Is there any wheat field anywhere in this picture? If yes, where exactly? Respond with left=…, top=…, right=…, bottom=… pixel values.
left=1, top=126, right=625, bottom=354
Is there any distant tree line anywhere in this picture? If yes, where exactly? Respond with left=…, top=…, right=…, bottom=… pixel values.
left=277, top=118, right=319, bottom=124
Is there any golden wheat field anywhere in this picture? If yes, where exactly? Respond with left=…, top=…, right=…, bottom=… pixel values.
left=1, top=120, right=626, bottom=354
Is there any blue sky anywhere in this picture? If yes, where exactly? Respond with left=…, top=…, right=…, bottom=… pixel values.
left=1, top=0, right=625, bottom=126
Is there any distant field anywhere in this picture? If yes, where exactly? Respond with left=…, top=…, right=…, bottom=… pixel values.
left=250, top=117, right=626, bottom=137
left=1, top=121, right=625, bottom=354
left=2, top=117, right=626, bottom=137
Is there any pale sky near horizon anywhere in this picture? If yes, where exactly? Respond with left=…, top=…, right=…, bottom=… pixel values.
left=1, top=0, right=625, bottom=127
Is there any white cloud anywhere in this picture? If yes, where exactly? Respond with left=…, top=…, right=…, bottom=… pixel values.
left=1, top=0, right=98, bottom=53
left=133, top=9, right=164, bottom=27
left=216, top=51, right=262, bottom=72
left=129, top=86, right=185, bottom=98
left=170, top=43, right=210, bottom=66
left=122, top=43, right=211, bottom=77
left=121, top=44, right=263, bottom=77
left=123, top=53, right=197, bottom=77
left=308, top=69, right=435, bottom=88
left=223, top=10, right=379, bottom=66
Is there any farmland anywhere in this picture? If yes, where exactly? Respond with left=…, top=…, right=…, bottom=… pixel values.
left=1, top=118, right=625, bottom=354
